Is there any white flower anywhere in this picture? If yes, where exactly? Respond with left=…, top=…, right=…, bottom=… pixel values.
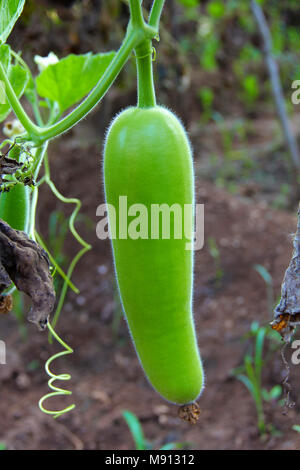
left=3, top=119, right=25, bottom=138
left=34, top=52, right=59, bottom=72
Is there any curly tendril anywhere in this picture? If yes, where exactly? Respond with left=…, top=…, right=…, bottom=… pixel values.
left=42, top=155, right=92, bottom=341
left=134, top=46, right=156, bottom=61
left=28, top=151, right=92, bottom=343
left=38, top=322, right=75, bottom=419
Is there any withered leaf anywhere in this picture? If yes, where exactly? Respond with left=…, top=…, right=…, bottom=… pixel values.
left=0, top=261, right=10, bottom=292
left=0, top=156, right=22, bottom=176
left=272, top=204, right=300, bottom=341
left=0, top=219, right=56, bottom=330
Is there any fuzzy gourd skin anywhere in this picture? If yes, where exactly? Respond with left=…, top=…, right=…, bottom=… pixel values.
left=0, top=183, right=30, bottom=232
left=104, top=106, right=204, bottom=404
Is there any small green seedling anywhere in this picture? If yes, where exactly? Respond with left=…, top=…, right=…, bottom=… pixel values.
left=122, top=410, right=185, bottom=450
left=232, top=321, right=282, bottom=436
left=254, top=264, right=275, bottom=316
left=198, top=86, right=214, bottom=123
left=241, top=74, right=259, bottom=108
left=207, top=236, right=223, bottom=287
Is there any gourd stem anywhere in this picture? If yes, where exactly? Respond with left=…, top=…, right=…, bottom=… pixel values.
left=0, top=2, right=162, bottom=140
left=0, top=61, right=40, bottom=136
left=135, top=39, right=156, bottom=108
left=129, top=0, right=144, bottom=29
left=0, top=28, right=144, bottom=143
left=149, top=0, right=166, bottom=30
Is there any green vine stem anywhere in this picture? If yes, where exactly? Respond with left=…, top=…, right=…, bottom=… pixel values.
left=27, top=143, right=48, bottom=240
left=0, top=1, right=163, bottom=145
left=0, top=60, right=40, bottom=137
left=149, top=0, right=166, bottom=30
left=38, top=321, right=75, bottom=419
left=135, top=39, right=156, bottom=108
left=29, top=28, right=144, bottom=143
left=0, top=31, right=152, bottom=144
left=129, top=0, right=145, bottom=28
left=10, top=49, right=44, bottom=126
left=135, top=0, right=165, bottom=108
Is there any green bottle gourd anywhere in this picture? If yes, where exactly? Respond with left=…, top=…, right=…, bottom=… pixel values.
left=0, top=183, right=30, bottom=232
left=104, top=106, right=204, bottom=404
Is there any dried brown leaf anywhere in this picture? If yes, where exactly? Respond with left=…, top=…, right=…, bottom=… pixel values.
left=0, top=219, right=55, bottom=330
left=271, top=204, right=300, bottom=341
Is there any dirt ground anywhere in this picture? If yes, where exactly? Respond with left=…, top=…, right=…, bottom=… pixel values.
left=1, top=131, right=300, bottom=450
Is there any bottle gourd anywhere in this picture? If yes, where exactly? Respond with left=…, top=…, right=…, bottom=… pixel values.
left=104, top=106, right=204, bottom=404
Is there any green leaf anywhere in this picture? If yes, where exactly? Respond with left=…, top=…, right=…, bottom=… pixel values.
left=198, top=86, right=214, bottom=109
left=244, top=358, right=254, bottom=381
left=0, top=44, right=11, bottom=69
left=250, top=321, right=260, bottom=335
left=267, top=385, right=282, bottom=401
left=160, top=442, right=185, bottom=450
left=122, top=410, right=146, bottom=451
left=254, top=264, right=272, bottom=285
left=242, top=75, right=259, bottom=103
left=261, top=388, right=270, bottom=401
left=176, top=0, right=199, bottom=6
left=207, top=237, right=219, bottom=260
left=292, top=425, right=300, bottom=434
left=207, top=0, right=225, bottom=18
left=0, top=43, right=29, bottom=122
left=0, top=63, right=28, bottom=122
left=0, top=0, right=25, bottom=44
left=254, top=327, right=266, bottom=383
left=36, top=52, right=116, bottom=113
left=201, top=35, right=220, bottom=71
left=237, top=373, right=255, bottom=396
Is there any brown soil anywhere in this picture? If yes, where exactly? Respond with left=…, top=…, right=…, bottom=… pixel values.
left=0, top=135, right=300, bottom=450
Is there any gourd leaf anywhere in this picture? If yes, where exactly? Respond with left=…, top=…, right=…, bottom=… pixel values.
left=0, top=43, right=29, bottom=122
left=36, top=52, right=116, bottom=113
left=0, top=0, right=25, bottom=44
left=0, top=44, right=11, bottom=70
